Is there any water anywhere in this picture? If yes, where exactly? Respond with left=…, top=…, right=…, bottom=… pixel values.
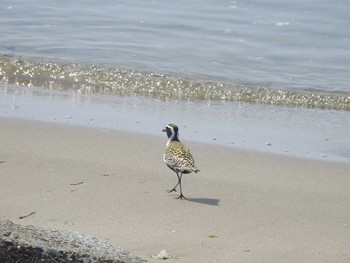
left=0, top=0, right=349, bottom=162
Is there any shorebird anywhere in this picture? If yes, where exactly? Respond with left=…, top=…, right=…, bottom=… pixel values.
left=162, top=124, right=199, bottom=199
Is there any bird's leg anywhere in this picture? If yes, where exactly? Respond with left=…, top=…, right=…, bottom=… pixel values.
left=167, top=172, right=180, bottom=193
left=176, top=173, right=187, bottom=200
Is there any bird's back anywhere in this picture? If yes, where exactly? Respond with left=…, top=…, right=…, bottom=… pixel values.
left=164, top=140, right=199, bottom=174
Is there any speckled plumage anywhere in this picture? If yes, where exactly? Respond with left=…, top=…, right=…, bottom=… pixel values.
left=163, top=140, right=198, bottom=174
left=162, top=124, right=199, bottom=199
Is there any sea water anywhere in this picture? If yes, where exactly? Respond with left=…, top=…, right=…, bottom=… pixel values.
left=0, top=0, right=349, bottom=162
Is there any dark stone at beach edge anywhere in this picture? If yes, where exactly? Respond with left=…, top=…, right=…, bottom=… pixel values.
left=0, top=220, right=147, bottom=263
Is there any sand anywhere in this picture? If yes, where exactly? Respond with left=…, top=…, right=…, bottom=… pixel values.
left=1, top=117, right=350, bottom=263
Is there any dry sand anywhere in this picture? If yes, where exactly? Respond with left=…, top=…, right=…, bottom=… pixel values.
left=1, top=117, right=350, bottom=262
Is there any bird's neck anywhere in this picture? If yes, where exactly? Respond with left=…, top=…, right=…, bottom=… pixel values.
left=168, top=131, right=180, bottom=142
left=167, top=136, right=180, bottom=144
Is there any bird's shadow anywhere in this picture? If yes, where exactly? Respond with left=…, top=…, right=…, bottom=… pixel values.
left=187, top=197, right=220, bottom=206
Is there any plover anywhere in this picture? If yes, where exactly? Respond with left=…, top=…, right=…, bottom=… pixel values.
left=162, top=124, right=199, bottom=199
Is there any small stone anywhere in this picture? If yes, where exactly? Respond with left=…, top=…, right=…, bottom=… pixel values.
left=3, top=231, right=11, bottom=237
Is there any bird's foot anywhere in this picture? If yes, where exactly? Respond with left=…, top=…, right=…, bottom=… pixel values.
left=167, top=188, right=177, bottom=193
left=176, top=194, right=187, bottom=200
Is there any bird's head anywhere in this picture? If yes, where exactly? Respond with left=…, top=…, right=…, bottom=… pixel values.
left=162, top=124, right=179, bottom=141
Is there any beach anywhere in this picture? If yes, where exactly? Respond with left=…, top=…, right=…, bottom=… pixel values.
left=1, top=117, right=349, bottom=262
left=1, top=1, right=349, bottom=261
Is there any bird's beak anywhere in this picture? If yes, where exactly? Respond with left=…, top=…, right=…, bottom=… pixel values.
left=162, top=128, right=166, bottom=132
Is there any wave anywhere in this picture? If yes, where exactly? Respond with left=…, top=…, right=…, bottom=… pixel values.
left=0, top=55, right=349, bottom=111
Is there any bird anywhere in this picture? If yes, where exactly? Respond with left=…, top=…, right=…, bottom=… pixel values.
left=162, top=124, right=199, bottom=199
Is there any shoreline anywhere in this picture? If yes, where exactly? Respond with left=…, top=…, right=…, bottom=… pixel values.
left=1, top=117, right=350, bottom=262
left=1, top=89, right=349, bottom=163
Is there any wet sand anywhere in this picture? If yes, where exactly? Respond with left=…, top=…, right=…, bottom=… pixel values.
left=1, top=117, right=350, bottom=262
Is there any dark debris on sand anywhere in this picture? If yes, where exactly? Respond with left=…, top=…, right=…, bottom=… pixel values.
left=0, top=220, right=147, bottom=263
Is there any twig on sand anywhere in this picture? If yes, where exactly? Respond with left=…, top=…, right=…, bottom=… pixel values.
left=19, top=211, right=35, bottom=219
left=70, top=181, right=84, bottom=186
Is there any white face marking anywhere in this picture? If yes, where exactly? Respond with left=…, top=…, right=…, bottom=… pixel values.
left=167, top=125, right=175, bottom=140
left=169, top=128, right=175, bottom=140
